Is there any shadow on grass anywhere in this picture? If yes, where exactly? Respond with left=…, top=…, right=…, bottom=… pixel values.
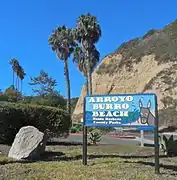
left=46, top=141, right=83, bottom=146
left=124, top=160, right=177, bottom=174
left=0, top=152, right=167, bottom=165
left=0, top=151, right=65, bottom=165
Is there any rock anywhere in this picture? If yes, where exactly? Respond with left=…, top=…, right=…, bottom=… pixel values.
left=8, top=126, right=47, bottom=160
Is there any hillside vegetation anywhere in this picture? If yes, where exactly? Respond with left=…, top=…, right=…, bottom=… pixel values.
left=98, top=20, right=177, bottom=74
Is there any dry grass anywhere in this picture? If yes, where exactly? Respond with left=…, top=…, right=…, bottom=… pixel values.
left=0, top=144, right=177, bottom=180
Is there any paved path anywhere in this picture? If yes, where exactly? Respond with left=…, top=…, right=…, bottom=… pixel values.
left=57, top=134, right=143, bottom=146
left=52, top=132, right=177, bottom=147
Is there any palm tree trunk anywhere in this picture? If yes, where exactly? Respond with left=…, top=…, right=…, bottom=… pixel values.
left=16, top=76, right=18, bottom=91
left=89, top=65, right=92, bottom=94
left=18, top=78, right=20, bottom=92
left=85, top=77, right=89, bottom=94
left=64, top=58, right=71, bottom=126
left=86, top=56, right=92, bottom=95
left=21, top=80, right=23, bottom=94
left=81, top=40, right=92, bottom=95
left=12, top=71, right=14, bottom=87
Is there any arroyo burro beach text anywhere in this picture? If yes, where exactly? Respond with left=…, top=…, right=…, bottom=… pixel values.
left=84, top=94, right=156, bottom=127
left=86, top=95, right=134, bottom=125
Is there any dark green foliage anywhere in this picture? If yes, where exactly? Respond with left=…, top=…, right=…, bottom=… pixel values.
left=70, top=127, right=78, bottom=133
left=72, top=123, right=82, bottom=131
left=70, top=123, right=82, bottom=133
left=160, top=135, right=177, bottom=156
left=0, top=94, right=8, bottom=102
left=22, top=93, right=66, bottom=109
left=0, top=102, right=70, bottom=144
left=3, top=85, right=22, bottom=102
left=97, top=19, right=177, bottom=74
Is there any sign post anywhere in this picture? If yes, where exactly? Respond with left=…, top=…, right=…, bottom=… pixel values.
left=140, top=130, right=144, bottom=147
left=83, top=93, right=160, bottom=173
left=154, top=95, right=160, bottom=174
left=83, top=98, right=87, bottom=165
left=82, top=125, right=87, bottom=165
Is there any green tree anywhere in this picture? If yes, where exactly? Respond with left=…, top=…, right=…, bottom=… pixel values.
left=49, top=25, right=76, bottom=125
left=4, top=85, right=21, bottom=102
left=29, top=70, right=57, bottom=96
left=0, top=89, right=8, bottom=102
left=73, top=13, right=101, bottom=95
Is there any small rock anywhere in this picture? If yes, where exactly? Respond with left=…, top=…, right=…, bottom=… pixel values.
left=8, top=126, right=47, bottom=160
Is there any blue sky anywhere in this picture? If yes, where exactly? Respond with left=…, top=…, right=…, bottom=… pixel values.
left=0, top=0, right=177, bottom=97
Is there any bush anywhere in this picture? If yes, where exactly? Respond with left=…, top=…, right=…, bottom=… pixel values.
left=160, top=135, right=177, bottom=157
left=88, top=127, right=114, bottom=135
left=88, top=129, right=102, bottom=145
left=70, top=127, right=78, bottom=133
left=72, top=123, right=82, bottom=132
left=0, top=102, right=70, bottom=144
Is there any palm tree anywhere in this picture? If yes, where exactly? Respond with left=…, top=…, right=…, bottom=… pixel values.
left=73, top=13, right=101, bottom=95
left=9, top=59, right=15, bottom=86
left=73, top=45, right=100, bottom=94
left=14, top=61, right=21, bottom=91
left=49, top=25, right=75, bottom=125
left=18, top=66, right=26, bottom=93
left=9, top=58, right=20, bottom=90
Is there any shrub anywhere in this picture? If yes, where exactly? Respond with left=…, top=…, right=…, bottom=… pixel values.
left=0, top=102, right=70, bottom=144
left=88, top=127, right=114, bottom=135
left=70, top=127, right=78, bottom=133
left=160, top=135, right=177, bottom=157
left=72, top=123, right=82, bottom=132
left=88, top=129, right=102, bottom=145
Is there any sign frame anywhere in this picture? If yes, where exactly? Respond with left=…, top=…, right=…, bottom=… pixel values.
left=82, top=93, right=160, bottom=174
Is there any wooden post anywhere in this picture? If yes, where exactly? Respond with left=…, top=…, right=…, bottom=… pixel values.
left=154, top=95, right=160, bottom=174
left=140, top=130, right=144, bottom=147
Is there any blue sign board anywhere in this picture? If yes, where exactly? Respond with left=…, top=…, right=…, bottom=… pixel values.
left=84, top=93, right=157, bottom=129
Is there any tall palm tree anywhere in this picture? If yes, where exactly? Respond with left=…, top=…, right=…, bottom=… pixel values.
left=9, top=58, right=20, bottom=90
left=14, top=61, right=21, bottom=91
left=18, top=66, right=26, bottom=93
left=9, top=59, right=15, bottom=86
left=73, top=13, right=101, bottom=95
left=73, top=45, right=100, bottom=94
left=49, top=25, right=75, bottom=125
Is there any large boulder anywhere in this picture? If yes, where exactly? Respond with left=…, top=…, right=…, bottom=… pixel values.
left=8, top=126, right=47, bottom=160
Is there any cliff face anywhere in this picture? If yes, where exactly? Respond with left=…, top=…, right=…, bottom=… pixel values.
left=73, top=20, right=177, bottom=127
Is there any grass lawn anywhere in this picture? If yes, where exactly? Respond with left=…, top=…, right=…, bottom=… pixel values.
left=0, top=144, right=177, bottom=180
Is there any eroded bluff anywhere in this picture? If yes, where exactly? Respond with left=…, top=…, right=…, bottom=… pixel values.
left=73, top=20, right=177, bottom=127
